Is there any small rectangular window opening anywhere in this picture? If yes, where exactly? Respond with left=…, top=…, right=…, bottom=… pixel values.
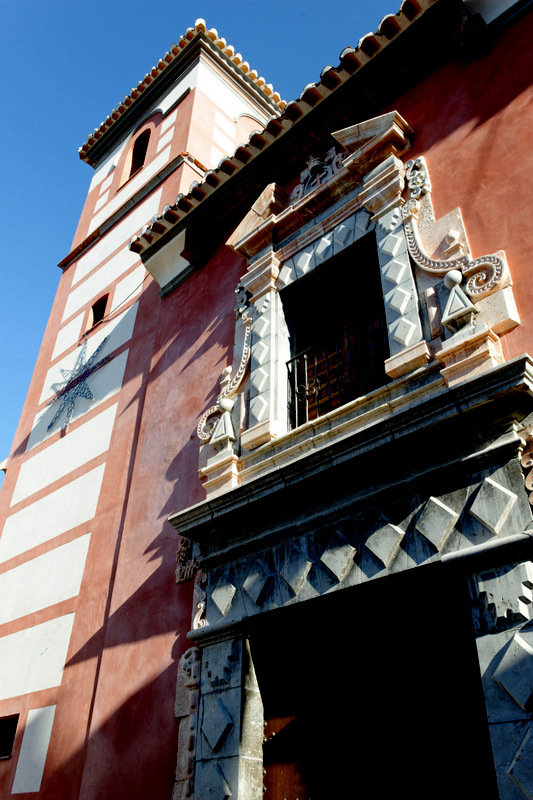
left=89, top=294, right=109, bottom=329
left=0, top=714, right=19, bottom=760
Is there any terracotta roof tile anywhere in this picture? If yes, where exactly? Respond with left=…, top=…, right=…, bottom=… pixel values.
left=78, top=19, right=286, bottom=164
left=128, top=0, right=440, bottom=258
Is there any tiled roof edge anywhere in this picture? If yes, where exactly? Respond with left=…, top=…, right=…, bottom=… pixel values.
left=129, top=0, right=440, bottom=257
left=78, top=19, right=286, bottom=165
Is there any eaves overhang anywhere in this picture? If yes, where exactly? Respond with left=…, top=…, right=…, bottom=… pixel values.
left=130, top=0, right=465, bottom=262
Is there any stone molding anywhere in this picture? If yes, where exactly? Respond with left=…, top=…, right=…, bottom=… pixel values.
left=197, top=116, right=520, bottom=499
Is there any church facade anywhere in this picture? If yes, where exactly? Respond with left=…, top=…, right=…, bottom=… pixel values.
left=1, top=1, right=533, bottom=798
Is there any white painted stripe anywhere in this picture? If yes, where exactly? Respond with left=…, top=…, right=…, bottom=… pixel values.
left=197, top=59, right=266, bottom=123
left=73, top=190, right=162, bottom=284
left=88, top=140, right=125, bottom=193
left=110, top=265, right=146, bottom=312
left=0, top=535, right=91, bottom=625
left=161, top=109, right=177, bottom=133
left=210, top=145, right=226, bottom=168
left=0, top=465, right=104, bottom=562
left=0, top=614, right=75, bottom=700
left=11, top=706, right=56, bottom=794
left=43, top=304, right=137, bottom=405
left=11, top=404, right=117, bottom=506
left=29, top=350, right=129, bottom=452
left=51, top=313, right=84, bottom=361
left=214, top=110, right=236, bottom=137
left=99, top=172, right=115, bottom=194
left=156, top=127, right=174, bottom=153
left=64, top=250, right=136, bottom=322
left=63, top=247, right=138, bottom=322
left=89, top=148, right=169, bottom=234
left=94, top=190, right=110, bottom=213
left=213, top=126, right=235, bottom=156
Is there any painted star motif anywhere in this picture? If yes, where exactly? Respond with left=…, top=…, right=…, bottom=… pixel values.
left=47, top=336, right=110, bottom=432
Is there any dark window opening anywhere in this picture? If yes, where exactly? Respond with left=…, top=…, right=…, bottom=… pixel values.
left=0, top=714, right=19, bottom=760
left=129, top=130, right=150, bottom=178
left=89, top=294, right=108, bottom=329
left=282, top=233, right=389, bottom=430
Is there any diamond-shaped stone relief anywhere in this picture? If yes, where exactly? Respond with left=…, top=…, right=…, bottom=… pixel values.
left=508, top=726, right=533, bottom=798
left=249, top=393, right=269, bottom=424
left=382, top=255, right=409, bottom=286
left=211, top=579, right=237, bottom=617
left=314, top=233, right=333, bottom=264
left=493, top=629, right=533, bottom=711
left=252, top=313, right=271, bottom=340
left=278, top=260, right=296, bottom=289
left=243, top=560, right=272, bottom=606
left=280, top=547, right=313, bottom=596
left=255, top=295, right=271, bottom=315
left=320, top=531, right=356, bottom=582
left=389, top=315, right=418, bottom=348
left=386, top=285, right=413, bottom=316
left=365, top=517, right=405, bottom=567
left=198, top=761, right=233, bottom=800
left=250, top=339, right=270, bottom=369
left=250, top=366, right=269, bottom=393
left=470, top=477, right=518, bottom=536
left=478, top=563, right=533, bottom=626
left=379, top=232, right=405, bottom=258
left=293, top=247, right=315, bottom=277
left=415, top=496, right=459, bottom=551
left=354, top=210, right=371, bottom=237
left=203, top=696, right=235, bottom=752
left=333, top=216, right=355, bottom=253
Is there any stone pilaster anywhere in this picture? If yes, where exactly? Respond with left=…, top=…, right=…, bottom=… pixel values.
left=194, top=636, right=263, bottom=800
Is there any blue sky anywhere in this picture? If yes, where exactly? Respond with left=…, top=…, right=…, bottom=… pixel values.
left=0, top=0, right=398, bottom=471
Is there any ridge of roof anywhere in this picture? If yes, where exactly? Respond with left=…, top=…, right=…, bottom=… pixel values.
left=78, top=19, right=286, bottom=165
left=129, top=0, right=439, bottom=259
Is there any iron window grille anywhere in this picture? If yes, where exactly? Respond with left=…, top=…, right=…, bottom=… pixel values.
left=283, top=233, right=389, bottom=430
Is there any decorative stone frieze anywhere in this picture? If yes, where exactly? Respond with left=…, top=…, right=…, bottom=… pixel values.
left=176, top=537, right=203, bottom=584
left=194, top=459, right=531, bottom=631
left=172, top=647, right=201, bottom=800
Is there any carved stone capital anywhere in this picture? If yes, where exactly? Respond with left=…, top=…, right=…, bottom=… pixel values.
left=241, top=250, right=280, bottom=303
left=359, top=154, right=406, bottom=221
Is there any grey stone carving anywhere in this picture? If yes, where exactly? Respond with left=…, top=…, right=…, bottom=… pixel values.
left=172, top=647, right=201, bottom=800
left=473, top=561, right=533, bottom=799
left=196, top=639, right=263, bottom=800
left=470, top=477, right=518, bottom=536
left=402, top=156, right=509, bottom=300
left=415, top=496, right=459, bottom=551
left=365, top=516, right=405, bottom=567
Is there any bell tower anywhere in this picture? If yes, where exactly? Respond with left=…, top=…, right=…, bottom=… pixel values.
left=0, top=20, right=283, bottom=800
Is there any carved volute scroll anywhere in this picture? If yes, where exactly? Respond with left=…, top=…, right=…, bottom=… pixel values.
left=402, top=157, right=509, bottom=300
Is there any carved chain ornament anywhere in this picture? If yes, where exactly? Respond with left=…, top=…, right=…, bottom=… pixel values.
left=402, top=158, right=508, bottom=299
left=197, top=285, right=253, bottom=443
